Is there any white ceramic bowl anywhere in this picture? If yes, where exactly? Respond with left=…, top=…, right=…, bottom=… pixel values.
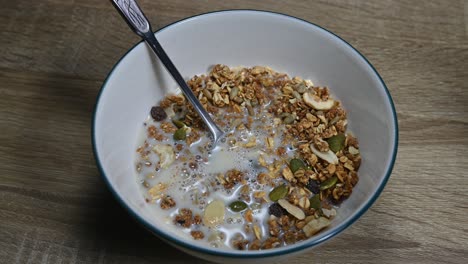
left=93, top=10, right=398, bottom=263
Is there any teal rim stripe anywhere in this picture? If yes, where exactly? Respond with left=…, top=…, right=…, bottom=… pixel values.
left=92, top=9, right=398, bottom=258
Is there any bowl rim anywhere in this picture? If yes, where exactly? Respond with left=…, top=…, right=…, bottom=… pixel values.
left=92, top=9, right=398, bottom=258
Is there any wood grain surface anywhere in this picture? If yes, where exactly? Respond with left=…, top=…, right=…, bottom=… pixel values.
left=1, top=0, right=467, bottom=263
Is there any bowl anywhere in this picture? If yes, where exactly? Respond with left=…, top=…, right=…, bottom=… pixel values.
left=93, top=10, right=398, bottom=263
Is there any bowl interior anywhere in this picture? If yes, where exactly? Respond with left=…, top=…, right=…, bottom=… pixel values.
left=94, top=10, right=397, bottom=257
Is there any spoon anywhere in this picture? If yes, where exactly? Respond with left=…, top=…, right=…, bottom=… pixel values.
left=110, top=0, right=224, bottom=147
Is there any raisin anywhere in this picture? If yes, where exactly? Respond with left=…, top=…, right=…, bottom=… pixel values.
left=150, top=106, right=167, bottom=121
left=305, top=180, right=320, bottom=194
left=268, top=203, right=287, bottom=217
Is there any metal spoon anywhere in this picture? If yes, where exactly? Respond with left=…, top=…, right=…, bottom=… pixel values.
left=110, top=0, right=224, bottom=147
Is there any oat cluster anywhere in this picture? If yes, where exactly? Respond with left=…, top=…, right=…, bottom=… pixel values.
left=136, top=65, right=361, bottom=250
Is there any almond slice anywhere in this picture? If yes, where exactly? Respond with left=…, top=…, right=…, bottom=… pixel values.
left=278, top=199, right=305, bottom=220
left=310, top=144, right=339, bottom=165
left=303, top=92, right=335, bottom=110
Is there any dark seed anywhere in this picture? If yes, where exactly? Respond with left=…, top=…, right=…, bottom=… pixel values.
left=150, top=106, right=167, bottom=121
left=268, top=203, right=287, bottom=217
left=305, top=180, right=320, bottom=194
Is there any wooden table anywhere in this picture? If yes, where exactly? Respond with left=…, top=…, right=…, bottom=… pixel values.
left=1, top=0, right=467, bottom=263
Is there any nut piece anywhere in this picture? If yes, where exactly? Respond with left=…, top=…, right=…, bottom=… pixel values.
left=303, top=92, right=335, bottom=110
left=244, top=136, right=257, bottom=148
left=303, top=217, right=331, bottom=237
left=348, top=146, right=360, bottom=155
left=148, top=182, right=168, bottom=201
left=282, top=167, right=295, bottom=182
left=278, top=199, right=305, bottom=220
left=310, top=144, right=338, bottom=165
left=322, top=208, right=337, bottom=219
left=266, top=137, right=275, bottom=149
left=203, top=200, right=225, bottom=228
left=253, top=225, right=262, bottom=240
left=152, top=144, right=176, bottom=168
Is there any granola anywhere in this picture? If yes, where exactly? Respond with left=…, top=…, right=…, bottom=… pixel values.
left=135, top=65, right=360, bottom=250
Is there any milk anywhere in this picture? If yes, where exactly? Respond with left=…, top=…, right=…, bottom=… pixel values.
left=135, top=109, right=293, bottom=249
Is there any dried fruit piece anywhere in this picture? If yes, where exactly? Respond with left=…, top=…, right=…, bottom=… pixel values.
left=303, top=92, right=335, bottom=110
left=278, top=199, right=305, bottom=220
left=173, top=128, right=187, bottom=140
left=268, top=203, right=286, bottom=217
left=303, top=217, right=331, bottom=237
left=203, top=200, right=225, bottom=228
left=150, top=106, right=167, bottom=121
left=309, top=195, right=321, bottom=210
left=320, top=176, right=338, bottom=190
left=289, top=158, right=306, bottom=173
left=229, top=201, right=248, bottom=212
left=327, top=134, right=346, bottom=153
left=269, top=184, right=288, bottom=201
left=310, top=144, right=338, bottom=164
left=305, top=180, right=320, bottom=194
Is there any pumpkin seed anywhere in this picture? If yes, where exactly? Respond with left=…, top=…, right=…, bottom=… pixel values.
left=283, top=114, right=295, bottom=124
left=309, top=195, right=321, bottom=210
left=269, top=184, right=288, bottom=201
left=172, top=119, right=186, bottom=128
left=292, top=91, right=302, bottom=100
left=320, top=176, right=338, bottom=190
left=327, top=134, right=346, bottom=152
left=229, top=201, right=248, bottom=212
left=173, top=128, right=187, bottom=140
left=289, top=158, right=306, bottom=173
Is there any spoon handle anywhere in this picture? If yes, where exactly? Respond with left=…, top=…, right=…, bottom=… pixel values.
left=110, top=0, right=224, bottom=144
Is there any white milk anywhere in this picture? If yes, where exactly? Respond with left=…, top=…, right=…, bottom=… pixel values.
left=135, top=109, right=293, bottom=249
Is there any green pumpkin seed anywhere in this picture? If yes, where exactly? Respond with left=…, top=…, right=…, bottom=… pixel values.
left=320, top=176, right=338, bottom=190
left=269, top=184, right=288, bottom=201
left=327, top=134, right=346, bottom=153
left=309, top=195, right=321, bottom=210
left=283, top=114, right=295, bottom=124
left=173, top=128, right=187, bottom=140
left=290, top=158, right=306, bottom=173
left=229, top=201, right=248, bottom=212
left=172, top=119, right=186, bottom=128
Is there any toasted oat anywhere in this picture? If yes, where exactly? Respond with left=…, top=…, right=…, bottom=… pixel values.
left=190, top=230, right=205, bottom=240
left=160, top=195, right=176, bottom=209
